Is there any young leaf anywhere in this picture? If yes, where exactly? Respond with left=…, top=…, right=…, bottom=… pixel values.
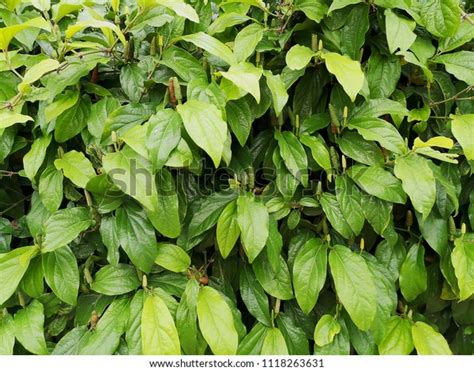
left=261, top=328, right=289, bottom=355
left=197, top=286, right=238, bottom=355
left=323, top=52, right=364, bottom=102
left=216, top=200, right=240, bottom=259
left=221, top=62, right=262, bottom=103
left=141, top=293, right=181, bottom=355
left=54, top=150, right=96, bottom=189
left=314, top=314, right=341, bottom=347
left=0, top=314, right=15, bottom=355
left=155, top=243, right=191, bottom=273
left=181, top=32, right=236, bottom=65
left=412, top=321, right=452, bottom=355
left=14, top=300, right=48, bottom=355
left=285, top=45, right=314, bottom=71
left=378, top=316, right=414, bottom=355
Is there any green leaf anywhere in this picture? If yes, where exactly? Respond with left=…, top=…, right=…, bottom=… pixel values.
left=155, top=0, right=199, bottom=23
left=293, top=238, right=327, bottom=314
left=23, top=134, right=51, bottom=182
left=234, top=24, right=264, bottom=62
left=294, top=0, right=328, bottom=22
left=116, top=202, right=158, bottom=274
left=366, top=51, right=401, bottom=99
left=42, top=207, right=92, bottom=253
left=336, top=176, right=365, bottom=235
left=221, top=62, right=262, bottom=103
left=253, top=252, right=294, bottom=300
left=197, top=286, right=238, bottom=355
left=385, top=9, right=417, bottom=54
left=217, top=200, right=240, bottom=258
left=0, top=111, right=33, bottom=129
left=14, top=300, right=48, bottom=355
left=141, top=293, right=181, bottom=355
left=394, top=153, right=436, bottom=218
left=329, top=0, right=362, bottom=13
left=300, top=133, right=331, bottom=172
left=320, top=193, right=353, bottom=238
left=348, top=164, right=406, bottom=204
left=348, top=117, right=406, bottom=154
left=261, top=328, right=289, bottom=355
left=177, top=99, right=227, bottom=167
left=263, top=71, right=289, bottom=117
left=146, top=109, right=182, bottom=171
left=412, top=321, right=452, bottom=355
left=276, top=313, right=309, bottom=355
left=181, top=32, right=236, bottom=65
left=237, top=323, right=268, bottom=355
left=240, top=263, right=272, bottom=327
left=323, top=52, right=364, bottom=102
left=38, top=165, right=63, bottom=213
left=237, top=194, right=269, bottom=262
left=176, top=279, right=203, bottom=355
left=54, top=150, right=96, bottom=189
left=336, top=131, right=384, bottom=166
left=54, top=96, right=91, bottom=143
left=19, top=58, right=59, bottom=88
left=91, top=264, right=140, bottom=295
left=42, top=246, right=79, bottom=305
left=208, top=13, right=250, bottom=35
left=378, top=316, right=414, bottom=355
left=433, top=51, right=474, bottom=85
left=155, top=243, right=190, bottom=273
left=226, top=98, right=253, bottom=146
left=314, top=314, right=341, bottom=347
left=0, top=17, right=50, bottom=50
left=399, top=244, right=428, bottom=302
left=120, top=64, right=145, bottom=103
left=451, top=114, right=474, bottom=161
left=421, top=0, right=460, bottom=38
left=329, top=245, right=377, bottom=331
left=0, top=314, right=15, bottom=355
left=285, top=45, right=314, bottom=71
left=0, top=245, right=38, bottom=305
left=438, top=19, right=474, bottom=53
left=275, top=131, right=308, bottom=186
left=452, top=234, right=474, bottom=301
left=161, top=46, right=208, bottom=82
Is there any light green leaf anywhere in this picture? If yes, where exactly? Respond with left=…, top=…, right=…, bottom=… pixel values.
left=14, top=300, right=48, bottom=355
left=0, top=111, right=33, bottom=130
left=329, top=245, right=377, bottom=331
left=285, top=45, right=314, bottom=71
left=329, top=0, right=362, bottom=13
left=181, top=32, right=236, bottom=65
left=385, top=9, right=417, bottom=54
left=208, top=13, right=250, bottom=35
left=294, top=0, right=328, bottom=22
left=0, top=314, right=15, bottom=355
left=378, top=316, right=414, bottom=355
left=177, top=99, right=227, bottom=167
left=323, top=52, right=364, bottom=102
left=336, top=176, right=365, bottom=235
left=0, top=17, right=50, bottom=50
left=234, top=24, right=264, bottom=62
left=237, top=194, right=269, bottom=263
left=0, top=245, right=39, bottom=305
left=438, top=19, right=474, bottom=53
left=217, top=200, right=240, bottom=258
left=45, top=90, right=80, bottom=122
left=450, top=114, right=474, bottom=161
left=54, top=150, right=96, bottom=189
left=412, top=321, right=452, bottom=355
left=155, top=0, right=200, bottom=23
left=38, top=166, right=63, bottom=213
left=261, top=328, right=289, bottom=355
left=23, top=134, right=51, bottom=182
left=19, top=58, right=59, bottom=88
left=314, top=314, right=341, bottom=347
left=394, top=153, right=436, bottom=218
left=42, top=207, right=92, bottom=252
left=31, top=0, right=51, bottom=11
left=399, top=244, right=427, bottom=302
left=142, top=293, right=181, bottom=355
left=155, top=243, right=191, bottom=273
left=221, top=62, right=262, bottom=103
left=293, top=238, right=328, bottom=314
left=42, top=246, right=79, bottom=305
left=197, top=286, right=238, bottom=355
left=452, top=234, right=474, bottom=301
left=66, top=18, right=126, bottom=46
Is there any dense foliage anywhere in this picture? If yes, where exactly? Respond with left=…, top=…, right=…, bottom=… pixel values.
left=0, top=0, right=473, bottom=356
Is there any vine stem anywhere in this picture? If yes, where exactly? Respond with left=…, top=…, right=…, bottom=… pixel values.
left=429, top=85, right=473, bottom=107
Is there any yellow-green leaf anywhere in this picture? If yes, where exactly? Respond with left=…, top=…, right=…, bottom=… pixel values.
left=323, top=52, right=364, bottom=101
